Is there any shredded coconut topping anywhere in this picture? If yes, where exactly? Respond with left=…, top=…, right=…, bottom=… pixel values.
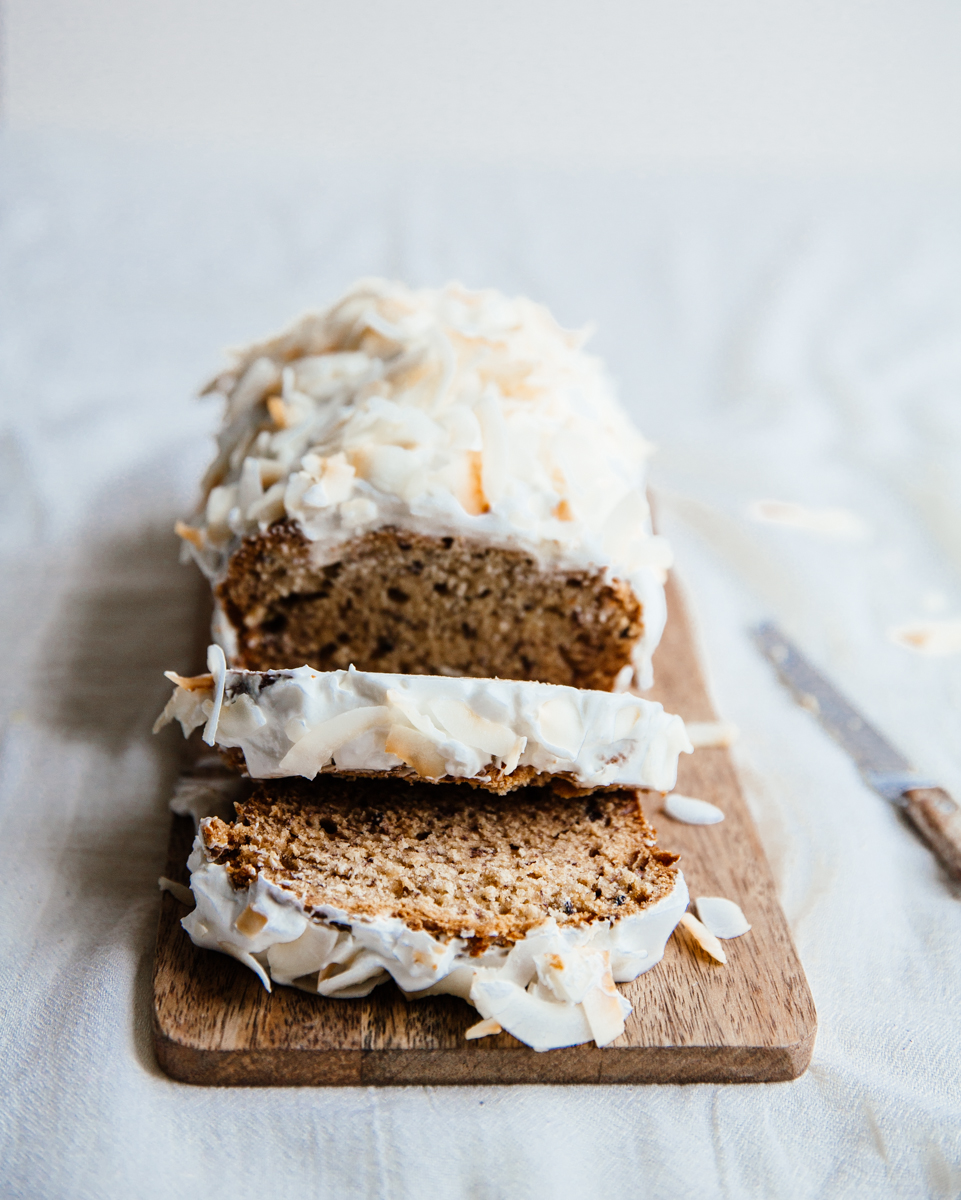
left=182, top=279, right=671, bottom=688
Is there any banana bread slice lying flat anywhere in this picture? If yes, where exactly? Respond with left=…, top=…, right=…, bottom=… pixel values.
left=181, top=777, right=688, bottom=1052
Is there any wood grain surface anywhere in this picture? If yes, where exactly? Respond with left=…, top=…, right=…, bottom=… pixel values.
left=152, top=577, right=817, bottom=1086
left=902, top=787, right=961, bottom=880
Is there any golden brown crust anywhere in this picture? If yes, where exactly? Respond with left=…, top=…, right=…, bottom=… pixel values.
left=216, top=744, right=602, bottom=796
left=216, top=521, right=644, bottom=690
left=202, top=777, right=679, bottom=947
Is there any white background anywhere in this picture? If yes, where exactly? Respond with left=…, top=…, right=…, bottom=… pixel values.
left=1, top=5, right=960, bottom=1199
left=4, top=0, right=961, bottom=172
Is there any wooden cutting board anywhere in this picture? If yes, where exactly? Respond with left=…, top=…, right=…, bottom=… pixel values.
left=152, top=577, right=816, bottom=1086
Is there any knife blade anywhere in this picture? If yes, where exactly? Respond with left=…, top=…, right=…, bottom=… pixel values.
left=752, top=621, right=961, bottom=881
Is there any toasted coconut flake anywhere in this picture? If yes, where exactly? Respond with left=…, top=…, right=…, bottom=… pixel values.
left=581, top=980, right=628, bottom=1047
left=464, top=1017, right=503, bottom=1040
left=235, top=905, right=269, bottom=937
left=258, top=459, right=286, bottom=487
left=460, top=450, right=489, bottom=516
left=748, top=499, right=869, bottom=539
left=163, top=671, right=214, bottom=692
left=695, top=896, right=751, bottom=939
left=385, top=689, right=446, bottom=738
left=677, top=912, right=727, bottom=963
left=174, top=520, right=204, bottom=550
left=158, top=877, right=194, bottom=907
left=358, top=327, right=403, bottom=359
left=663, top=793, right=724, bottom=825
left=278, top=706, right=392, bottom=777
left=887, top=620, right=961, bottom=656
left=218, top=940, right=272, bottom=990
left=470, top=975, right=594, bottom=1052
left=266, top=395, right=289, bottom=428
left=384, top=724, right=448, bottom=779
left=428, top=698, right=524, bottom=769
left=478, top=361, right=539, bottom=400
left=537, top=697, right=584, bottom=757
left=685, top=721, right=739, bottom=749
left=202, top=644, right=228, bottom=747
left=386, top=355, right=433, bottom=391
left=612, top=664, right=635, bottom=693
left=248, top=480, right=287, bottom=526
left=298, top=451, right=356, bottom=507
left=152, top=686, right=208, bottom=736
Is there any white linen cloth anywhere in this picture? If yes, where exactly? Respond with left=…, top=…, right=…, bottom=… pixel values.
left=1, top=132, right=959, bottom=1199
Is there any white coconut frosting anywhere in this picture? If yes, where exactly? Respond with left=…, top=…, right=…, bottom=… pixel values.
left=154, top=650, right=693, bottom=793
left=181, top=829, right=689, bottom=1052
left=179, top=279, right=672, bottom=689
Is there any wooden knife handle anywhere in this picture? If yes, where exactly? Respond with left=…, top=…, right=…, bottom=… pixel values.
left=903, top=788, right=961, bottom=881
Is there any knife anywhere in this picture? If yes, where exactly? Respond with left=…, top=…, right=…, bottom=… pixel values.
left=752, top=621, right=961, bottom=881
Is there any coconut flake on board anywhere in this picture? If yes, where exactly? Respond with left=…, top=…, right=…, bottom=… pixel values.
left=677, top=913, right=727, bottom=964
left=695, top=897, right=751, bottom=939
left=158, top=877, right=195, bottom=906
left=748, top=499, right=869, bottom=540
left=887, top=620, right=961, bottom=656
left=684, top=721, right=739, bottom=749
left=464, top=1018, right=503, bottom=1040
left=663, top=793, right=724, bottom=825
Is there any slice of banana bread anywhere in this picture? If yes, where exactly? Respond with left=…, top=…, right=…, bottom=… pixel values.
left=202, top=778, right=680, bottom=942
left=181, top=777, right=688, bottom=1052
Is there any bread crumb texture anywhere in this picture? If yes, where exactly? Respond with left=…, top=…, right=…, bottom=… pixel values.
left=203, top=778, right=678, bottom=949
left=217, top=522, right=643, bottom=690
